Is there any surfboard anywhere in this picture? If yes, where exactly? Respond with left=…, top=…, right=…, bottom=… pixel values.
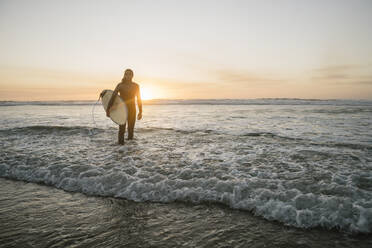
left=100, top=89, right=128, bottom=125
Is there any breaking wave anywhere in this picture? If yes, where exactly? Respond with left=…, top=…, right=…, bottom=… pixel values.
left=1, top=124, right=371, bottom=233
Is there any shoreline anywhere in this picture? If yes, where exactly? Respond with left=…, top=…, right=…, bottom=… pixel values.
left=1, top=178, right=371, bottom=248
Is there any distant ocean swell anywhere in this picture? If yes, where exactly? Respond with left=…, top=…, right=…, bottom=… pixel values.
left=0, top=124, right=371, bottom=233
left=1, top=99, right=372, bottom=106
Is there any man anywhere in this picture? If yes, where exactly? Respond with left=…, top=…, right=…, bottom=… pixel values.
left=106, top=69, right=142, bottom=145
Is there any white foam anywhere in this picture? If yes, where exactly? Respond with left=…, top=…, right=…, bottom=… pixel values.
left=1, top=103, right=372, bottom=233
left=2, top=155, right=371, bottom=233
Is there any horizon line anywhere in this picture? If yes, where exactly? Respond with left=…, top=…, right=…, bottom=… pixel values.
left=1, top=97, right=372, bottom=102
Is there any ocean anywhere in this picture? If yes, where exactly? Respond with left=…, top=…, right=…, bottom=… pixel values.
left=0, top=99, right=371, bottom=247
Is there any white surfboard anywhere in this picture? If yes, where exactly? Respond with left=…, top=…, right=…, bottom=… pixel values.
left=100, top=89, right=128, bottom=125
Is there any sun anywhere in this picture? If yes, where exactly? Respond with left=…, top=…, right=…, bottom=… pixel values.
left=139, top=84, right=165, bottom=100
left=140, top=87, right=154, bottom=100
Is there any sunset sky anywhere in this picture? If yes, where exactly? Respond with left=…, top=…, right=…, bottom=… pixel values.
left=1, top=0, right=372, bottom=100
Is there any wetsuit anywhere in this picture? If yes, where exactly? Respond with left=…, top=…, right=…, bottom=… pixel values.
left=109, top=80, right=142, bottom=144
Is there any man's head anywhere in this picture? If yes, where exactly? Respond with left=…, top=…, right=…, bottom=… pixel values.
left=123, top=69, right=134, bottom=82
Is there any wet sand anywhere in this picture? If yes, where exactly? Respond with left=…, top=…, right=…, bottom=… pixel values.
left=0, top=178, right=371, bottom=248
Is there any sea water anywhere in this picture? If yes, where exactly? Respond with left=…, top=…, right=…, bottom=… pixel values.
left=0, top=99, right=371, bottom=238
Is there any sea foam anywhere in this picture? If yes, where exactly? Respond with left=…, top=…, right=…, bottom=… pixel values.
left=1, top=102, right=371, bottom=234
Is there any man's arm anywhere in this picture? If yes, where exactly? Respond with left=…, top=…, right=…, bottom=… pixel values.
left=106, top=83, right=120, bottom=117
left=137, top=84, right=142, bottom=120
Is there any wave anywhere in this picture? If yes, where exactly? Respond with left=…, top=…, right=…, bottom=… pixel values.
left=305, top=108, right=372, bottom=114
left=1, top=125, right=371, bottom=151
left=310, top=141, right=372, bottom=150
left=0, top=125, right=105, bottom=135
left=1, top=124, right=372, bottom=233
left=0, top=125, right=175, bottom=135
left=0, top=159, right=371, bottom=234
left=0, top=101, right=96, bottom=106
left=2, top=99, right=372, bottom=107
left=144, top=99, right=372, bottom=106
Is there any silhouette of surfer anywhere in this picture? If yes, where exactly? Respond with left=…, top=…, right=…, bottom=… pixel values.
left=106, top=69, right=142, bottom=145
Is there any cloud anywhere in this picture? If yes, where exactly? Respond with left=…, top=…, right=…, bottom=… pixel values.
left=0, top=65, right=113, bottom=88
left=312, top=74, right=350, bottom=80
left=313, top=64, right=361, bottom=73
left=312, top=64, right=372, bottom=85
left=140, top=77, right=219, bottom=91
left=354, top=80, right=372, bottom=85
left=215, top=69, right=286, bottom=85
left=184, top=61, right=288, bottom=86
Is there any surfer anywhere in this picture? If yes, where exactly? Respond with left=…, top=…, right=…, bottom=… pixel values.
left=106, top=69, right=142, bottom=145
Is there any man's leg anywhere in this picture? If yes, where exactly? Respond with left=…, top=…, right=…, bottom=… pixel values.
left=127, top=110, right=136, bottom=140
left=118, top=124, right=126, bottom=145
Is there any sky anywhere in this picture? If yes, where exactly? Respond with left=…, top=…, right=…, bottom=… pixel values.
left=0, top=0, right=372, bottom=100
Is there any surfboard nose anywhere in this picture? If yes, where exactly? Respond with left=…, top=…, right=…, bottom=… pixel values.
left=100, top=90, right=108, bottom=98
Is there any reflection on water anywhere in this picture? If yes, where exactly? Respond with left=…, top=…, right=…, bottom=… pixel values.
left=0, top=178, right=371, bottom=248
